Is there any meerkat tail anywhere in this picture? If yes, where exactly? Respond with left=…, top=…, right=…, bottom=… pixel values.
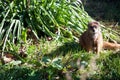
left=103, top=41, right=120, bottom=50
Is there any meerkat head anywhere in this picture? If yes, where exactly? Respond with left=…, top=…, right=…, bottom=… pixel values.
left=88, top=21, right=101, bottom=34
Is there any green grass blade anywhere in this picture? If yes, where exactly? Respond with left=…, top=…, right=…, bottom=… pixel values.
left=0, top=9, right=10, bottom=33
left=2, top=19, right=15, bottom=54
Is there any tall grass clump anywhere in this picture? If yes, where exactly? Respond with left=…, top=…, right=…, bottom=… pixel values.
left=0, top=0, right=92, bottom=52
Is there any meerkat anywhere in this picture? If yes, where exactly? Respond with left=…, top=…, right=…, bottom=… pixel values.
left=79, top=21, right=103, bottom=54
left=79, top=21, right=120, bottom=54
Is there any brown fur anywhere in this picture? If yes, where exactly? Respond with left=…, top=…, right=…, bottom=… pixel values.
left=103, top=41, right=120, bottom=50
left=79, top=21, right=120, bottom=54
left=79, top=21, right=103, bottom=54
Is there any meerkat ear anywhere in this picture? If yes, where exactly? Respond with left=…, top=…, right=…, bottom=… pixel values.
left=88, top=22, right=91, bottom=27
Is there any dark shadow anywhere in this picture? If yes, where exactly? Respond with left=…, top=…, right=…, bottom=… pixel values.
left=0, top=66, right=64, bottom=80
left=44, top=41, right=82, bottom=58
left=83, top=0, right=120, bottom=22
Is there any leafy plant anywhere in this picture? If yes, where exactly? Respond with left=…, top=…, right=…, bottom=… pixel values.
left=0, top=0, right=92, bottom=52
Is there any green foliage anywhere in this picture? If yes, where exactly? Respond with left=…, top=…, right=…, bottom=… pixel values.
left=88, top=51, right=120, bottom=80
left=0, top=0, right=92, bottom=51
left=0, top=39, right=120, bottom=80
left=0, top=39, right=92, bottom=80
left=1, top=0, right=120, bottom=80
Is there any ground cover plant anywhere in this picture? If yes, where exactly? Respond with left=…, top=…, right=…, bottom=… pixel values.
left=0, top=0, right=120, bottom=80
left=1, top=40, right=120, bottom=80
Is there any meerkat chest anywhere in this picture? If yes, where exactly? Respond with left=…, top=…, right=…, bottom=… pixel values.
left=92, top=33, right=99, bottom=42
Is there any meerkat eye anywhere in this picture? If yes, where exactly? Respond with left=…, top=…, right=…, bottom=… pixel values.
left=93, top=26, right=97, bottom=28
left=89, top=26, right=93, bottom=29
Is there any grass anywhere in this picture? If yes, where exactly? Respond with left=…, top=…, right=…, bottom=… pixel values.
left=1, top=39, right=120, bottom=80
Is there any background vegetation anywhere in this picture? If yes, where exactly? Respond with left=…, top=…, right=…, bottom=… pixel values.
left=84, top=0, right=120, bottom=22
left=0, top=0, right=120, bottom=80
